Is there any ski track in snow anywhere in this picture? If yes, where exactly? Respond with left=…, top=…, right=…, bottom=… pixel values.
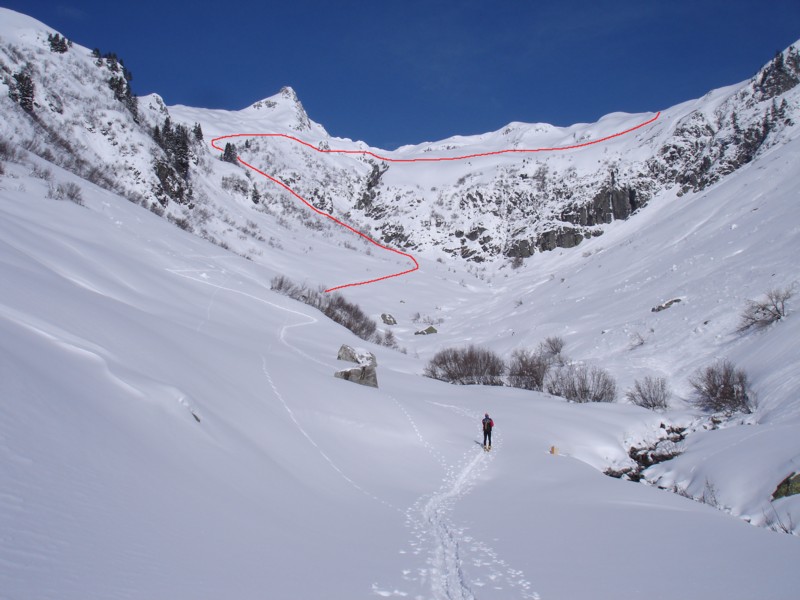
left=170, top=265, right=538, bottom=598
left=168, top=266, right=403, bottom=511
left=260, top=356, right=401, bottom=514
left=380, top=396, right=538, bottom=599
left=391, top=439, right=538, bottom=600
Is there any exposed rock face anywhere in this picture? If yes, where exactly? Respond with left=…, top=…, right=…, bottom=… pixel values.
left=773, top=473, right=800, bottom=500
left=334, top=365, right=378, bottom=388
left=349, top=47, right=800, bottom=263
left=415, top=325, right=438, bottom=335
left=381, top=313, right=397, bottom=325
left=605, top=424, right=687, bottom=482
left=652, top=298, right=682, bottom=313
left=335, top=345, right=379, bottom=387
left=337, top=344, right=377, bottom=367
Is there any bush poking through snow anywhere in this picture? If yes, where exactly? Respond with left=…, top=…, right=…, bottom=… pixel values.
left=541, top=335, right=566, bottom=358
left=0, top=140, right=23, bottom=162
left=30, top=164, right=53, bottom=181
left=271, top=275, right=379, bottom=343
left=47, top=181, right=84, bottom=205
left=688, top=359, right=756, bottom=414
left=424, top=345, right=505, bottom=386
left=738, top=286, right=793, bottom=332
left=546, top=363, right=617, bottom=403
left=764, top=506, right=796, bottom=535
left=626, top=376, right=670, bottom=410
left=507, top=348, right=552, bottom=391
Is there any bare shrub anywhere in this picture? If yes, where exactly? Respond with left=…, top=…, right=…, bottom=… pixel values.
left=688, top=359, right=756, bottom=414
left=324, top=293, right=377, bottom=341
left=270, top=275, right=380, bottom=343
left=31, top=164, right=53, bottom=181
left=84, top=165, right=115, bottom=189
left=700, top=478, right=720, bottom=508
left=424, top=346, right=506, bottom=386
left=59, top=182, right=83, bottom=205
left=0, top=139, right=23, bottom=162
left=270, top=275, right=296, bottom=295
left=546, top=363, right=617, bottom=403
left=221, top=174, right=249, bottom=194
left=541, top=336, right=566, bottom=357
left=626, top=376, right=670, bottom=410
left=380, top=329, right=398, bottom=349
left=629, top=331, right=646, bottom=350
left=47, top=181, right=84, bottom=205
left=508, top=348, right=551, bottom=391
left=738, top=286, right=793, bottom=332
left=168, top=214, right=193, bottom=232
left=764, top=505, right=796, bottom=535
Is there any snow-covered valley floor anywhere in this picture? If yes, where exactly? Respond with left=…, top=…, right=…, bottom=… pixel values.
left=2, top=135, right=800, bottom=600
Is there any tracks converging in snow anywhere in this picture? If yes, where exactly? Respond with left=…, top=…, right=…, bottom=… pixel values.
left=385, top=400, right=538, bottom=600
left=395, top=440, right=538, bottom=600
left=420, top=450, right=486, bottom=600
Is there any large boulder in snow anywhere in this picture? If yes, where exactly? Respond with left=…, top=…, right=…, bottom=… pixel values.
left=334, top=365, right=378, bottom=388
left=381, top=313, right=397, bottom=325
left=337, top=344, right=377, bottom=367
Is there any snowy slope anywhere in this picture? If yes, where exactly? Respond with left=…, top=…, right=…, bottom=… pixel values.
left=2, top=154, right=799, bottom=600
left=2, top=7, right=800, bottom=600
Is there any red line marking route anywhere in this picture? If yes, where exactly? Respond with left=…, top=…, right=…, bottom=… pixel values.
left=211, top=111, right=660, bottom=292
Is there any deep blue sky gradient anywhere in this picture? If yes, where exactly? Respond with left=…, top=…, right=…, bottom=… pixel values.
left=4, top=0, right=800, bottom=148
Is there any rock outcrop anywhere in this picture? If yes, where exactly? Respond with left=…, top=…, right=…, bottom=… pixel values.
left=334, top=365, right=378, bottom=388
left=335, top=344, right=378, bottom=387
left=337, top=344, right=377, bottom=367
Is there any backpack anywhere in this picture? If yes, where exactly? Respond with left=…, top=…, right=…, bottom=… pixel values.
left=483, top=417, right=493, bottom=432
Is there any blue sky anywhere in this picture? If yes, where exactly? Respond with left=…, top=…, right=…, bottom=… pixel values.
left=5, top=0, right=800, bottom=148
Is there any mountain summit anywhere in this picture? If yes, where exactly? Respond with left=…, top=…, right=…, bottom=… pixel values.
left=247, top=85, right=314, bottom=132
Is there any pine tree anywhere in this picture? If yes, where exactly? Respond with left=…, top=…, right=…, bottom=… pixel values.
left=173, top=127, right=191, bottom=179
left=222, top=143, right=238, bottom=164
left=47, top=33, right=69, bottom=53
left=193, top=123, right=204, bottom=142
left=731, top=111, right=741, bottom=134
left=10, top=71, right=35, bottom=113
left=95, top=49, right=138, bottom=120
left=779, top=99, right=793, bottom=126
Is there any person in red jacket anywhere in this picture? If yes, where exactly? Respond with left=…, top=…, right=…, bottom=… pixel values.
left=482, top=413, right=494, bottom=450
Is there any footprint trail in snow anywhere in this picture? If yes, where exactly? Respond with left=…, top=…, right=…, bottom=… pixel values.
left=375, top=402, right=539, bottom=600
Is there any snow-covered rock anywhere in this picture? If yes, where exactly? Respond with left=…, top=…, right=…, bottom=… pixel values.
left=337, top=344, right=377, bottom=367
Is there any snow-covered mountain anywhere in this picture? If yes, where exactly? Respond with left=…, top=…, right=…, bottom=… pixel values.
left=3, top=7, right=799, bottom=270
left=2, top=7, right=799, bottom=599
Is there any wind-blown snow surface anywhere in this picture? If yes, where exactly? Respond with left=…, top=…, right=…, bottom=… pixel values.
left=2, top=141, right=800, bottom=599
